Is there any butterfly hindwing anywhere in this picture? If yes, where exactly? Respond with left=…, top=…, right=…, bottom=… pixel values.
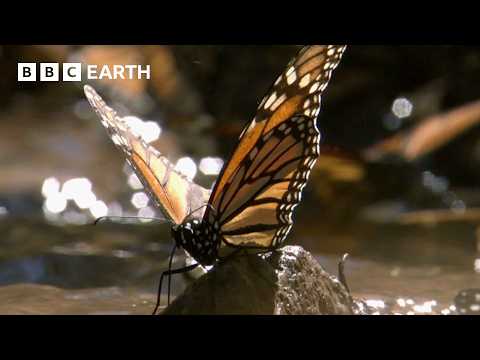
left=84, top=85, right=209, bottom=225
left=205, top=45, right=346, bottom=249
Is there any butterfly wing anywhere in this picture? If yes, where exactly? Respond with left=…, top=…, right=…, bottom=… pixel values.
left=205, top=45, right=346, bottom=249
left=84, top=85, right=210, bottom=224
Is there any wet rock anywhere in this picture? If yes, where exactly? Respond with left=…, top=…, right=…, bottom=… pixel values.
left=163, top=246, right=355, bottom=315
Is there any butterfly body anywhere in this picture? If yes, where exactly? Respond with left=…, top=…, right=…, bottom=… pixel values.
left=84, top=45, right=347, bottom=269
left=172, top=219, right=220, bottom=266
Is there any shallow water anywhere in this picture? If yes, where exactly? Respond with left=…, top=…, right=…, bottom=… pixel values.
left=0, top=217, right=477, bottom=315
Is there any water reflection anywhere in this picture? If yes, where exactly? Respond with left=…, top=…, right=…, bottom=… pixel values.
left=455, top=289, right=480, bottom=314
left=474, top=259, right=480, bottom=273
left=362, top=296, right=457, bottom=315
left=62, top=178, right=93, bottom=201
left=137, top=206, right=155, bottom=222
left=365, top=299, right=385, bottom=310
left=44, top=192, right=67, bottom=214
left=175, top=157, right=197, bottom=180
left=107, top=202, right=123, bottom=217
left=123, top=116, right=161, bottom=144
left=127, top=173, right=143, bottom=190
left=422, top=171, right=449, bottom=194
left=62, top=210, right=88, bottom=225
left=384, top=97, right=414, bottom=131
left=40, top=103, right=220, bottom=228
left=392, top=97, right=413, bottom=119
left=131, top=192, right=149, bottom=209
left=40, top=105, right=167, bottom=224
left=89, top=200, right=108, bottom=218
left=199, top=157, right=224, bottom=176
left=41, top=176, right=106, bottom=224
left=41, top=177, right=60, bottom=198
left=412, top=300, right=436, bottom=314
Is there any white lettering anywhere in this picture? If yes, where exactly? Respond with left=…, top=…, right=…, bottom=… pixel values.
left=18, top=63, right=36, bottom=81
left=138, top=65, right=150, bottom=79
left=125, top=65, right=136, bottom=79
left=63, top=63, right=82, bottom=82
left=88, top=65, right=98, bottom=79
left=40, top=63, right=59, bottom=81
left=18, top=63, right=152, bottom=82
left=113, top=65, right=125, bottom=80
left=99, top=65, right=112, bottom=80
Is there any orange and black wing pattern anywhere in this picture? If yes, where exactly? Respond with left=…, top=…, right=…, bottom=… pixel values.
left=84, top=85, right=210, bottom=225
left=205, top=45, right=347, bottom=249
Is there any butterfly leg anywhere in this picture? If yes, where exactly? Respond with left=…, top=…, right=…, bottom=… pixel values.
left=152, top=263, right=199, bottom=315
left=338, top=253, right=350, bottom=293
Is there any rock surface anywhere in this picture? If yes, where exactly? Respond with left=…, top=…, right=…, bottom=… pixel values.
left=163, top=246, right=356, bottom=315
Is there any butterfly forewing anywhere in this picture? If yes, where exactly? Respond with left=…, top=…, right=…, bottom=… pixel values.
left=219, top=115, right=321, bottom=249
left=84, top=85, right=210, bottom=225
left=206, top=45, right=346, bottom=249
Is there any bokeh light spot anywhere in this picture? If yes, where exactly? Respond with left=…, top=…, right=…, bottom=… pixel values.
left=61, top=178, right=93, bottom=200
left=123, top=116, right=161, bottom=143
left=199, top=157, right=224, bottom=176
left=175, top=157, right=197, bottom=180
left=474, top=258, right=480, bottom=273
left=128, top=173, right=144, bottom=190
left=89, top=200, right=108, bottom=218
left=41, top=177, right=60, bottom=198
left=131, top=192, right=149, bottom=209
left=45, top=193, right=67, bottom=214
left=138, top=206, right=155, bottom=222
left=392, top=97, right=413, bottom=119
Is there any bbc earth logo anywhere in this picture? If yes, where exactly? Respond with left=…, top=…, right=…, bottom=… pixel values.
left=17, top=63, right=151, bottom=82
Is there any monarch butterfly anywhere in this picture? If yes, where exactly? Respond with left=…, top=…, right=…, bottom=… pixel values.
left=84, top=45, right=347, bottom=313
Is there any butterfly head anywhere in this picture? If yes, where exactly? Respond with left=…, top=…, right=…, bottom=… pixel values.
left=171, top=219, right=219, bottom=266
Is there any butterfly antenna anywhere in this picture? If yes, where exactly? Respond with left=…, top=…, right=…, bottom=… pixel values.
left=185, top=204, right=217, bottom=221
left=93, top=215, right=171, bottom=226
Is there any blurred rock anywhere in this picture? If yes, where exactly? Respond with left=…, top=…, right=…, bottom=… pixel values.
left=163, top=246, right=355, bottom=315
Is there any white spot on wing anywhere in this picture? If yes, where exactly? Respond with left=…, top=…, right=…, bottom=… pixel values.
left=309, top=82, right=320, bottom=94
left=270, top=94, right=287, bottom=111
left=299, top=74, right=311, bottom=88
left=286, top=70, right=297, bottom=85
left=264, top=92, right=277, bottom=109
